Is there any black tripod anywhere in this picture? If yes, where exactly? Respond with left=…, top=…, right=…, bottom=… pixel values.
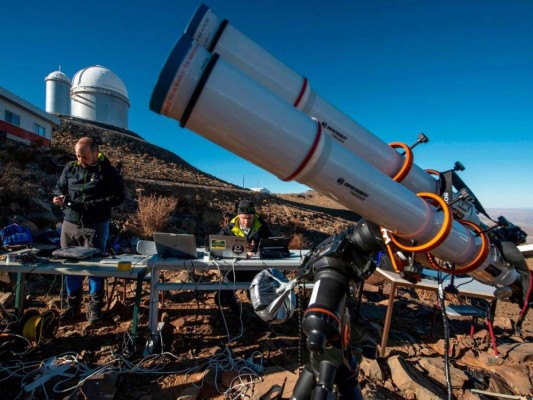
left=291, top=264, right=362, bottom=399
left=291, top=221, right=382, bottom=399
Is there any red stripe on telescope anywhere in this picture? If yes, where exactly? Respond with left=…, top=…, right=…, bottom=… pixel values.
left=293, top=77, right=308, bottom=107
left=283, top=121, right=322, bottom=181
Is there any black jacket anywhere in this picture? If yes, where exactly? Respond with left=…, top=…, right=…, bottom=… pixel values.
left=55, top=153, right=125, bottom=225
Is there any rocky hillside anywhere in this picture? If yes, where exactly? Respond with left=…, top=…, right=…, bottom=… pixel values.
left=1, top=117, right=532, bottom=400
left=1, top=116, right=360, bottom=248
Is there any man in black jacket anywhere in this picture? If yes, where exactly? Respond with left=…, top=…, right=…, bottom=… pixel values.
left=53, top=136, right=125, bottom=326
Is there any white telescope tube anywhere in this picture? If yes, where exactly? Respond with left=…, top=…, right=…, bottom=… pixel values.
left=185, top=4, right=439, bottom=195
left=150, top=36, right=518, bottom=288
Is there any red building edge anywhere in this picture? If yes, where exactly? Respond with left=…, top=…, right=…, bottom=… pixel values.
left=0, top=119, right=52, bottom=147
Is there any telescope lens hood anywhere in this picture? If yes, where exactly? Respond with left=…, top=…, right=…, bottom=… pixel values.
left=185, top=3, right=210, bottom=38
left=150, top=35, right=196, bottom=116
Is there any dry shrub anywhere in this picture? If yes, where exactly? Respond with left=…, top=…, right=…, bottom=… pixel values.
left=135, top=194, right=177, bottom=238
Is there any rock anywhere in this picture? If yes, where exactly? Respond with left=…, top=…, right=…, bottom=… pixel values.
left=79, top=372, right=117, bottom=399
left=491, top=364, right=533, bottom=395
left=493, top=316, right=513, bottom=331
left=499, top=342, right=533, bottom=363
left=0, top=291, right=14, bottom=306
left=202, top=366, right=220, bottom=388
left=495, top=342, right=521, bottom=358
left=476, top=351, right=504, bottom=367
left=221, top=370, right=242, bottom=389
left=431, top=338, right=463, bottom=358
left=417, top=357, right=468, bottom=388
left=107, top=299, right=133, bottom=320
left=170, top=317, right=186, bottom=330
left=360, top=357, right=384, bottom=381
left=251, top=365, right=299, bottom=399
left=419, top=347, right=439, bottom=357
left=176, top=386, right=201, bottom=400
left=382, top=283, right=393, bottom=296
left=364, top=284, right=381, bottom=293
left=361, top=382, right=389, bottom=400
left=461, top=390, right=482, bottom=399
left=387, top=355, right=447, bottom=400
left=47, top=298, right=61, bottom=309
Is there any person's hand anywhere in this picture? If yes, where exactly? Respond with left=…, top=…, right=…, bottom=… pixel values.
left=66, top=199, right=86, bottom=212
left=53, top=194, right=66, bottom=206
left=247, top=240, right=256, bottom=252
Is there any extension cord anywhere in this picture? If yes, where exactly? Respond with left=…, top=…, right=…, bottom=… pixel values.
left=23, top=360, right=72, bottom=392
left=143, top=322, right=165, bottom=357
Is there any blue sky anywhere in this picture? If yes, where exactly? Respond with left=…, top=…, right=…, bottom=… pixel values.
left=2, top=0, right=532, bottom=208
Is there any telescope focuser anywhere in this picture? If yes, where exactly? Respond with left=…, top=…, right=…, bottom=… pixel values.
left=453, top=161, right=465, bottom=172
left=410, top=132, right=429, bottom=149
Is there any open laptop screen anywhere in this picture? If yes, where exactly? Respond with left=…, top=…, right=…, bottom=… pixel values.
left=208, top=235, right=247, bottom=259
left=258, top=237, right=291, bottom=259
left=153, top=232, right=198, bottom=259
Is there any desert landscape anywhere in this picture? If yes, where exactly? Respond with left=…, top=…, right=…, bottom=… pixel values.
left=0, top=117, right=531, bottom=399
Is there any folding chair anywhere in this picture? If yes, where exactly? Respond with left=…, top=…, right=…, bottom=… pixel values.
left=432, top=300, right=499, bottom=355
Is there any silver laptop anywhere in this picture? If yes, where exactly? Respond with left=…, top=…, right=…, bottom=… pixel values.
left=153, top=232, right=198, bottom=259
left=208, top=235, right=248, bottom=259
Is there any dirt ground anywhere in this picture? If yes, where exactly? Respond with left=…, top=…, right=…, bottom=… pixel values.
left=0, top=258, right=532, bottom=399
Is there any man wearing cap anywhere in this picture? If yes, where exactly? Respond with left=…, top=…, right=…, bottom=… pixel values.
left=218, top=200, right=271, bottom=255
left=53, top=136, right=125, bottom=327
left=216, top=199, right=271, bottom=313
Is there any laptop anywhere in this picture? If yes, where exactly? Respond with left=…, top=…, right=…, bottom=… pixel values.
left=258, top=237, right=291, bottom=259
left=208, top=235, right=248, bottom=259
left=153, top=232, right=198, bottom=259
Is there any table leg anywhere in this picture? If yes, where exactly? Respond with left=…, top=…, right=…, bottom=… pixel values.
left=379, top=281, right=397, bottom=357
left=15, top=272, right=26, bottom=317
left=132, top=270, right=148, bottom=340
left=148, top=268, right=161, bottom=335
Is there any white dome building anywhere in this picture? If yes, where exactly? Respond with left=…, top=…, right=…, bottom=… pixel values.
left=45, top=70, right=71, bottom=115
left=70, top=65, right=129, bottom=129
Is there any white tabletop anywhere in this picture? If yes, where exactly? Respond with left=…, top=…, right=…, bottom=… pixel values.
left=1, top=258, right=148, bottom=279
left=150, top=249, right=309, bottom=271
left=376, top=267, right=496, bottom=299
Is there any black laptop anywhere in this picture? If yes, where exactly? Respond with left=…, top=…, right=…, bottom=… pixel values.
left=258, top=237, right=291, bottom=259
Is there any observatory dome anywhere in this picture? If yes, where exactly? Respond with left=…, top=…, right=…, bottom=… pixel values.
left=70, top=65, right=129, bottom=129
left=45, top=70, right=71, bottom=115
left=71, top=65, right=128, bottom=100
left=45, top=70, right=71, bottom=84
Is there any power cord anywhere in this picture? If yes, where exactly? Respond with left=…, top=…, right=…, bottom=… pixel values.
left=438, top=270, right=453, bottom=400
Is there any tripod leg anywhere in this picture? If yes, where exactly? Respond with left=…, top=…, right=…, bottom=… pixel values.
left=291, top=364, right=316, bottom=400
left=336, top=369, right=363, bottom=400
left=312, top=360, right=338, bottom=400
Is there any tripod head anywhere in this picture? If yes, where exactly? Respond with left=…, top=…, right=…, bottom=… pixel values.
left=297, top=219, right=383, bottom=353
left=299, top=219, right=382, bottom=285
